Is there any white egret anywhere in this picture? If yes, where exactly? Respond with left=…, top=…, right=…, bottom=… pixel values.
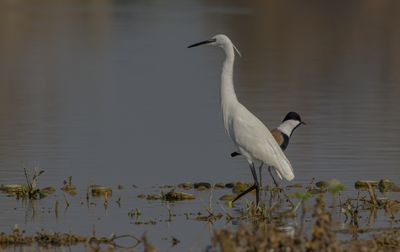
left=188, top=34, right=295, bottom=205
left=231, top=111, right=305, bottom=189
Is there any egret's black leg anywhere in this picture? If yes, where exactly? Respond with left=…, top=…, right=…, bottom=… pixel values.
left=249, top=164, right=260, bottom=205
left=258, top=163, right=263, bottom=189
left=231, top=184, right=256, bottom=203
left=231, top=163, right=260, bottom=205
left=268, top=166, right=279, bottom=188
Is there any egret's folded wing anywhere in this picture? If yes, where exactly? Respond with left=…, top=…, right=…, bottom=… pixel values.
left=231, top=105, right=294, bottom=181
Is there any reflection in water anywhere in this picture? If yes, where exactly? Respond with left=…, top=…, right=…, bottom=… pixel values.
left=0, top=0, right=115, bottom=185
left=0, top=0, right=399, bottom=250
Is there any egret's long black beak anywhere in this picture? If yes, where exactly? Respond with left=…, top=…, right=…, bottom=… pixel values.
left=187, top=39, right=216, bottom=48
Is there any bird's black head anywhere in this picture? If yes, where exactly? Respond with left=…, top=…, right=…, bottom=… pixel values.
left=283, top=111, right=303, bottom=124
left=278, top=111, right=306, bottom=138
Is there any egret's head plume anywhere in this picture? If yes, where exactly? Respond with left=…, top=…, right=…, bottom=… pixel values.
left=212, top=34, right=241, bottom=57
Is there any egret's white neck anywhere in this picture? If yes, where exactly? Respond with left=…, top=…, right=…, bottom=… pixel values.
left=220, top=44, right=238, bottom=132
left=277, top=120, right=300, bottom=137
left=221, top=45, right=237, bottom=102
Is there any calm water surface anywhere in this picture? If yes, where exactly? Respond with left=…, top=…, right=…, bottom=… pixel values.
left=0, top=0, right=400, bottom=250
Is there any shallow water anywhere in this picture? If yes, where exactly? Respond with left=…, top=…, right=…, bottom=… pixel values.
left=0, top=0, right=400, bottom=251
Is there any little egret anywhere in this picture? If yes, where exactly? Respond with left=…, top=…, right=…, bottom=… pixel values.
left=188, top=34, right=295, bottom=205
left=231, top=111, right=305, bottom=199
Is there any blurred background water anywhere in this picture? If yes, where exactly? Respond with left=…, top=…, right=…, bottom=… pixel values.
left=0, top=0, right=399, bottom=250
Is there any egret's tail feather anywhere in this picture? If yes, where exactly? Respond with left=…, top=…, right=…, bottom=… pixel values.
left=275, top=169, right=283, bottom=180
left=275, top=156, right=294, bottom=181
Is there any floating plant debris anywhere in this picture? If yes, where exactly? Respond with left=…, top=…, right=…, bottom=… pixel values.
left=378, top=179, right=400, bottom=193
left=41, top=186, right=56, bottom=194
left=286, top=183, right=303, bottom=188
left=61, top=176, right=77, bottom=195
left=171, top=236, right=180, bottom=246
left=0, top=168, right=53, bottom=199
left=90, top=185, right=112, bottom=197
left=315, top=180, right=329, bottom=189
left=139, top=190, right=195, bottom=201
left=355, top=179, right=400, bottom=193
left=145, top=194, right=161, bottom=200
left=128, top=208, right=141, bottom=218
left=162, top=190, right=195, bottom=201
left=0, top=229, right=140, bottom=249
left=219, top=194, right=236, bottom=201
left=214, top=183, right=225, bottom=189
left=0, top=184, right=24, bottom=194
left=210, top=192, right=400, bottom=252
left=1, top=176, right=399, bottom=251
left=265, top=185, right=282, bottom=193
left=224, top=182, right=234, bottom=188
left=355, top=180, right=378, bottom=190
left=177, top=182, right=193, bottom=190
left=194, top=182, right=211, bottom=191
left=195, top=213, right=223, bottom=222
left=159, top=184, right=175, bottom=189
left=232, top=182, right=251, bottom=194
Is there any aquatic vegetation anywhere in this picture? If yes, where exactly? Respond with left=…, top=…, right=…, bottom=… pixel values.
left=142, top=234, right=157, bottom=252
left=90, top=185, right=112, bottom=197
left=242, top=201, right=270, bottom=221
left=287, top=183, right=304, bottom=188
left=328, top=179, right=345, bottom=194
left=0, top=167, right=54, bottom=199
left=194, top=182, right=211, bottom=191
left=291, top=191, right=312, bottom=213
left=161, top=190, right=195, bottom=201
left=231, top=181, right=251, bottom=194
left=0, top=184, right=24, bottom=194
left=61, top=176, right=77, bottom=195
left=145, top=194, right=162, bottom=200
left=224, top=182, right=234, bottom=188
left=0, top=228, right=140, bottom=250
left=177, top=182, right=193, bottom=190
left=171, top=236, right=180, bottom=246
left=139, top=190, right=195, bottom=201
left=355, top=180, right=378, bottom=190
left=378, top=178, right=400, bottom=193
left=195, top=212, right=223, bottom=222
left=211, top=192, right=400, bottom=252
left=214, top=183, right=225, bottom=189
left=315, top=180, right=329, bottom=189
left=219, top=194, right=236, bottom=201
left=128, top=208, right=142, bottom=219
left=354, top=179, right=400, bottom=193
left=0, top=177, right=399, bottom=251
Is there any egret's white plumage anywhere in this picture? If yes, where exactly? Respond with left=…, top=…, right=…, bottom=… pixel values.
left=188, top=34, right=295, bottom=203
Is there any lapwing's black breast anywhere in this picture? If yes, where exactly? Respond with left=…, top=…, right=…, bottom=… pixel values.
left=280, top=134, right=290, bottom=151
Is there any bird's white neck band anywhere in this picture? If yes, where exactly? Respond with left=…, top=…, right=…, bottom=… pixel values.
left=277, top=120, right=300, bottom=136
